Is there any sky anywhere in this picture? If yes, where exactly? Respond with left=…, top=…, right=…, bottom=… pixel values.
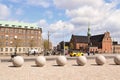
left=0, top=0, right=120, bottom=46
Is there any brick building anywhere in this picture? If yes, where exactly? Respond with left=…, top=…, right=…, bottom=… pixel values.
left=113, top=41, right=120, bottom=53
left=0, top=21, right=43, bottom=55
left=70, top=32, right=112, bottom=53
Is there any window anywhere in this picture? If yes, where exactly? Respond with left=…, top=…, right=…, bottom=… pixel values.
left=0, top=48, right=3, bottom=52
left=1, top=28, right=4, bottom=32
left=6, top=42, right=8, bottom=46
left=10, top=36, right=13, bottom=40
left=5, top=24, right=9, bottom=27
left=10, top=48, right=12, bottom=52
left=25, top=26, right=28, bottom=28
left=27, top=48, right=29, bottom=51
left=27, top=30, right=30, bottom=34
left=5, top=35, right=9, bottom=40
left=5, top=48, right=8, bottom=52
left=18, top=25, right=22, bottom=28
left=23, top=48, right=25, bottom=51
left=12, top=25, right=15, bottom=27
left=5, top=28, right=9, bottom=33
left=30, top=27, right=33, bottom=29
left=15, top=29, right=18, bottom=33
left=1, top=35, right=4, bottom=39
left=19, top=48, right=21, bottom=52
left=10, top=29, right=13, bottom=33
left=31, top=30, right=34, bottom=34
left=19, top=29, right=22, bottom=33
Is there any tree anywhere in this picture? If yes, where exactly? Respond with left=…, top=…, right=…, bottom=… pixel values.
left=70, top=43, right=74, bottom=50
left=43, top=39, right=52, bottom=50
left=29, top=39, right=36, bottom=49
left=12, top=38, right=22, bottom=55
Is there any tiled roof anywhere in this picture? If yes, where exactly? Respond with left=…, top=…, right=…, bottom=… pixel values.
left=72, top=34, right=105, bottom=43
left=72, top=35, right=88, bottom=43
left=90, top=34, right=104, bottom=42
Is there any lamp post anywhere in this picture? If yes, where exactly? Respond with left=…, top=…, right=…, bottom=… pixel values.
left=14, top=36, right=17, bottom=56
left=63, top=26, right=66, bottom=55
left=87, top=26, right=91, bottom=56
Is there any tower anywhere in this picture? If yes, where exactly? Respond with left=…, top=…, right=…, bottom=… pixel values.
left=87, top=23, right=91, bottom=54
left=87, top=23, right=91, bottom=37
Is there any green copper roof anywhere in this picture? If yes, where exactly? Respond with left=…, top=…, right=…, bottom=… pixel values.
left=0, top=20, right=39, bottom=29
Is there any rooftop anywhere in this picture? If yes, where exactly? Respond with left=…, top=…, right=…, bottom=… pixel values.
left=0, top=21, right=40, bottom=29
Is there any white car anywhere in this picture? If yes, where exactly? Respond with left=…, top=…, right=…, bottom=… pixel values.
left=29, top=49, right=38, bottom=55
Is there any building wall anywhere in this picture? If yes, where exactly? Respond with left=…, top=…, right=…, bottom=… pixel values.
left=0, top=23, right=43, bottom=55
left=102, top=32, right=112, bottom=53
left=89, top=47, right=98, bottom=53
left=112, top=45, right=120, bottom=53
left=70, top=32, right=113, bottom=53
left=76, top=43, right=88, bottom=50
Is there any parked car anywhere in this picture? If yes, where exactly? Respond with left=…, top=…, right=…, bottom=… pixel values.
left=69, top=50, right=84, bottom=57
left=28, top=49, right=38, bottom=55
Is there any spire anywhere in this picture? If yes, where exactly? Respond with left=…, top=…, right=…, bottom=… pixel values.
left=87, top=22, right=91, bottom=37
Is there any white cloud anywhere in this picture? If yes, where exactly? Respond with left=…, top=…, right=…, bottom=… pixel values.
left=49, top=20, right=74, bottom=33
left=37, top=19, right=48, bottom=27
left=54, top=0, right=104, bottom=9
left=0, top=3, right=11, bottom=19
left=53, top=0, right=120, bottom=43
left=26, top=0, right=50, bottom=8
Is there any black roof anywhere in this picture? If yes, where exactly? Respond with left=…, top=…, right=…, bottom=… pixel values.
left=72, top=34, right=105, bottom=43
left=90, top=34, right=104, bottom=42
left=72, top=35, right=88, bottom=43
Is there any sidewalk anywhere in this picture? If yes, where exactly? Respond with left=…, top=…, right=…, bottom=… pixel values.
left=0, top=53, right=119, bottom=62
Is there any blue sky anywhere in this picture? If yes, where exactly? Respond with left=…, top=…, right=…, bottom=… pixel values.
left=0, top=0, right=120, bottom=46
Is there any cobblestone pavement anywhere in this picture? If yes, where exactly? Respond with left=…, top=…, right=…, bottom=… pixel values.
left=0, top=58, right=120, bottom=80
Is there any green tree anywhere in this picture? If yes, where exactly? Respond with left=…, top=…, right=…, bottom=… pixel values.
left=43, top=39, right=52, bottom=50
left=12, top=38, right=22, bottom=55
left=29, top=39, right=36, bottom=49
left=70, top=43, right=74, bottom=50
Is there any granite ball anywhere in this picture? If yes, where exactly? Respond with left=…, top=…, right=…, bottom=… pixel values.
left=12, top=56, right=24, bottom=67
left=114, top=55, right=120, bottom=65
left=95, top=55, right=106, bottom=65
left=56, top=56, right=67, bottom=66
left=35, top=56, right=46, bottom=67
left=76, top=56, right=87, bottom=66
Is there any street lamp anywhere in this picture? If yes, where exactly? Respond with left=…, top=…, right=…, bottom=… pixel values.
left=63, top=26, right=66, bottom=55
left=14, top=36, right=18, bottom=56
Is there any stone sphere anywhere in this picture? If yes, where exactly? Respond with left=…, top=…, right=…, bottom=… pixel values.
left=114, top=55, right=120, bottom=65
left=12, top=56, right=24, bottom=67
left=35, top=56, right=46, bottom=67
left=56, top=56, right=67, bottom=66
left=95, top=55, right=106, bottom=65
left=76, top=56, right=87, bottom=66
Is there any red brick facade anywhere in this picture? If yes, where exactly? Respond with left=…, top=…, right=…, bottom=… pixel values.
left=0, top=21, right=43, bottom=55
left=70, top=32, right=112, bottom=53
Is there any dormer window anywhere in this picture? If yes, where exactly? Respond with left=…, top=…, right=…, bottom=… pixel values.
left=30, top=27, right=33, bottom=29
left=5, top=24, right=9, bottom=27
left=25, top=26, right=28, bottom=28
left=18, top=25, right=22, bottom=28
left=12, top=25, right=15, bottom=27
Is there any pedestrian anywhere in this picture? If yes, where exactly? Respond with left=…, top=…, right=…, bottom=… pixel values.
left=87, top=51, right=90, bottom=56
left=93, top=51, right=95, bottom=55
left=34, top=51, right=36, bottom=56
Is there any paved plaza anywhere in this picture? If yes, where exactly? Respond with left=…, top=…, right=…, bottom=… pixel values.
left=0, top=54, right=120, bottom=80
